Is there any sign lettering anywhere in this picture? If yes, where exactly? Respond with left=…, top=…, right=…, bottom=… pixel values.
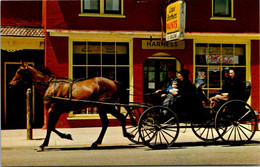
left=142, top=40, right=185, bottom=50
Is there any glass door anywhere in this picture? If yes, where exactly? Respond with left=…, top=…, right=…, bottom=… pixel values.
left=143, top=58, right=177, bottom=95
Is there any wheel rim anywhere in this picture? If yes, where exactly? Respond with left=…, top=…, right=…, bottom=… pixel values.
left=215, top=100, right=257, bottom=145
left=138, top=106, right=179, bottom=149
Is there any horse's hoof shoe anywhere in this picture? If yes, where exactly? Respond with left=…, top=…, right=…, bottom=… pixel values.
left=66, top=134, right=73, bottom=140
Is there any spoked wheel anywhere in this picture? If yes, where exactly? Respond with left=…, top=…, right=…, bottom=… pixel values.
left=191, top=118, right=221, bottom=141
left=215, top=100, right=257, bottom=145
left=125, top=107, right=148, bottom=144
left=138, top=106, right=179, bottom=149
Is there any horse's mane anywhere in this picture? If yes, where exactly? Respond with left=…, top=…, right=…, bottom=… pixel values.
left=33, top=66, right=54, bottom=76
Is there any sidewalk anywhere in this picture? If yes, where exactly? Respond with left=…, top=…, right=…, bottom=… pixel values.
left=2, top=126, right=260, bottom=148
left=1, top=127, right=133, bottom=148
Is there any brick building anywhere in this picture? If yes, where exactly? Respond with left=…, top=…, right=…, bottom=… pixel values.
left=1, top=0, right=259, bottom=129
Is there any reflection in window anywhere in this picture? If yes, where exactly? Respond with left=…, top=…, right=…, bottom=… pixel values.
left=82, top=0, right=122, bottom=15
left=83, top=0, right=100, bottom=13
left=72, top=42, right=129, bottom=82
left=105, top=0, right=121, bottom=14
left=213, top=0, right=231, bottom=17
left=195, top=43, right=246, bottom=98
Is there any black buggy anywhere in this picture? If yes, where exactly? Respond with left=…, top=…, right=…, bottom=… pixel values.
left=137, top=81, right=258, bottom=149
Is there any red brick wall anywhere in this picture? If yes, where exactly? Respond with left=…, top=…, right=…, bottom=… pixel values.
left=133, top=38, right=194, bottom=103
left=186, top=0, right=259, bottom=33
left=251, top=40, right=260, bottom=112
left=43, top=0, right=259, bottom=33
left=45, top=35, right=69, bottom=77
left=44, top=0, right=162, bottom=31
left=1, top=1, right=42, bottom=27
left=44, top=34, right=70, bottom=128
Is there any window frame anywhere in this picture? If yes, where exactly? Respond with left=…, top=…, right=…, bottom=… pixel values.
left=80, top=0, right=125, bottom=18
left=211, top=0, right=236, bottom=20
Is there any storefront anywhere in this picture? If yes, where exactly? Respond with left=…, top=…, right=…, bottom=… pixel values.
left=47, top=30, right=259, bottom=128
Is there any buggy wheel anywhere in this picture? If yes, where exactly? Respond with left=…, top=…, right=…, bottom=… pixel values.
left=215, top=100, right=257, bottom=145
left=191, top=119, right=221, bottom=141
left=138, top=106, right=179, bottom=149
left=125, top=107, right=147, bottom=144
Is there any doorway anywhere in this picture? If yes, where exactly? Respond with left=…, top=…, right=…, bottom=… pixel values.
left=1, top=50, right=44, bottom=129
left=3, top=62, right=44, bottom=129
left=4, top=63, right=34, bottom=129
left=143, top=57, right=181, bottom=95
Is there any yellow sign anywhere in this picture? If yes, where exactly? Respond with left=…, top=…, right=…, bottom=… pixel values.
left=166, top=1, right=186, bottom=41
left=142, top=40, right=185, bottom=50
left=166, top=1, right=181, bottom=34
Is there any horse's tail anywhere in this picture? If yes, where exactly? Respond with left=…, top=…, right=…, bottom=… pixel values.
left=113, top=81, right=129, bottom=104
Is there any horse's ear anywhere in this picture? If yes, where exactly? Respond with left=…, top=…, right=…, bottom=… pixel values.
left=20, top=60, right=28, bottom=69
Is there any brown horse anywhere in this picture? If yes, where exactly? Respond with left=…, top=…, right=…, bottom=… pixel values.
left=9, top=63, right=133, bottom=151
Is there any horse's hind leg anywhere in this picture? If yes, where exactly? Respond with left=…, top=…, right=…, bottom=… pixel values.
left=53, top=129, right=73, bottom=140
left=110, top=106, right=133, bottom=138
left=91, top=110, right=109, bottom=148
left=37, top=111, right=61, bottom=152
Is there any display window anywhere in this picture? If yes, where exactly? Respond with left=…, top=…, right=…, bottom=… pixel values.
left=195, top=43, right=246, bottom=98
left=71, top=41, right=130, bottom=115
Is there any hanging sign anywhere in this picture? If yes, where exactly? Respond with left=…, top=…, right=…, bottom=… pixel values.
left=166, top=1, right=186, bottom=41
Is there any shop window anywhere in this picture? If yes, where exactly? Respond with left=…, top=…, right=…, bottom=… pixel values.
left=72, top=41, right=129, bottom=115
left=80, top=0, right=125, bottom=18
left=195, top=43, right=246, bottom=98
left=211, top=0, right=235, bottom=20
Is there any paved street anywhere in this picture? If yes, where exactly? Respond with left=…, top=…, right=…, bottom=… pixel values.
left=1, top=126, right=260, bottom=166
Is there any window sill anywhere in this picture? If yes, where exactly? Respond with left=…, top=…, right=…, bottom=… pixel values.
left=210, top=17, right=236, bottom=21
left=79, top=13, right=126, bottom=18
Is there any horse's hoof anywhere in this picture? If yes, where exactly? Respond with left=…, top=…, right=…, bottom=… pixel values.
left=37, top=146, right=45, bottom=152
left=124, top=132, right=134, bottom=139
left=65, top=134, right=73, bottom=140
left=90, top=143, right=98, bottom=149
left=91, top=141, right=102, bottom=149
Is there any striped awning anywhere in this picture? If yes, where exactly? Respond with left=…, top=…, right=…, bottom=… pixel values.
left=1, top=26, right=44, bottom=37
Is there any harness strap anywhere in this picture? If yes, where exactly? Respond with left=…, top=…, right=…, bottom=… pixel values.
left=46, top=77, right=54, bottom=88
left=68, top=81, right=73, bottom=100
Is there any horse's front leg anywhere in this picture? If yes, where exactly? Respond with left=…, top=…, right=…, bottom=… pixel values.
left=37, top=110, right=61, bottom=152
left=91, top=110, right=109, bottom=148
